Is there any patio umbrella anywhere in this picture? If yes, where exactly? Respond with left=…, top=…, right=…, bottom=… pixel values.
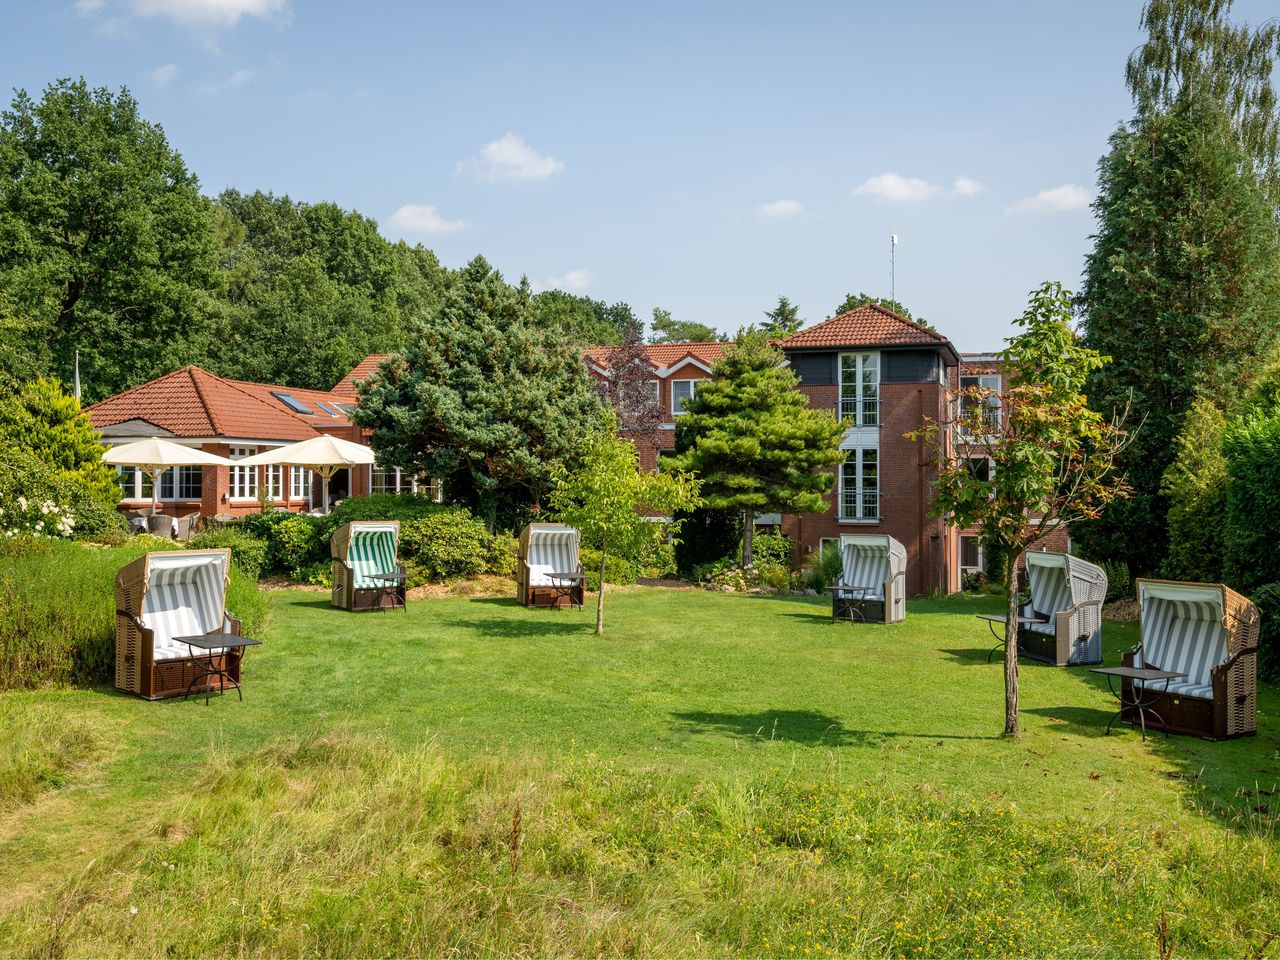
left=233, top=435, right=377, bottom=513
left=101, top=438, right=234, bottom=517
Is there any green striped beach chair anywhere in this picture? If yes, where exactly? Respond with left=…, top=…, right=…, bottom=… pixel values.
left=331, top=521, right=405, bottom=611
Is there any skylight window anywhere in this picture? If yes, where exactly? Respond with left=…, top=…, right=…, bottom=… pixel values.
left=315, top=402, right=343, bottom=417
left=336, top=402, right=357, bottom=414
left=271, top=391, right=313, bottom=414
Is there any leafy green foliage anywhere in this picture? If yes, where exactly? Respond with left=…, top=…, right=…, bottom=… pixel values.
left=1250, top=582, right=1280, bottom=680
left=648, top=308, right=725, bottom=344
left=747, top=532, right=792, bottom=569
left=1222, top=413, right=1280, bottom=593
left=831, top=292, right=930, bottom=329
left=354, top=257, right=606, bottom=529
left=0, top=79, right=221, bottom=403
left=663, top=330, right=844, bottom=563
left=762, top=296, right=803, bottom=337
left=400, top=510, right=492, bottom=583
left=920, top=282, right=1131, bottom=735
left=549, top=421, right=700, bottom=633
left=0, top=442, right=124, bottom=541
left=0, top=537, right=263, bottom=690
left=1101, top=560, right=1133, bottom=604
left=672, top=506, right=742, bottom=577
left=0, top=377, right=118, bottom=502
left=1160, top=399, right=1228, bottom=582
left=579, top=547, right=638, bottom=590
left=1078, top=91, right=1280, bottom=573
left=189, top=527, right=270, bottom=580
left=802, top=540, right=845, bottom=592
left=530, top=290, right=638, bottom=346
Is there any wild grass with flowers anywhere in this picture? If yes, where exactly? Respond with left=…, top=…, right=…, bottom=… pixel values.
left=1, top=586, right=1278, bottom=956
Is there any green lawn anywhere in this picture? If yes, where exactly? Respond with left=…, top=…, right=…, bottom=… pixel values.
left=2, top=587, right=1279, bottom=957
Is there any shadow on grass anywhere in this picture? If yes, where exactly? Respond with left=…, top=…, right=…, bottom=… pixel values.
left=938, top=647, right=1000, bottom=667
left=672, top=708, right=994, bottom=747
left=432, top=614, right=596, bottom=640
left=1023, top=705, right=1115, bottom=738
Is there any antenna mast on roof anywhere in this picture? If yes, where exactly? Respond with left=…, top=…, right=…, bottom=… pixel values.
left=890, top=233, right=898, bottom=305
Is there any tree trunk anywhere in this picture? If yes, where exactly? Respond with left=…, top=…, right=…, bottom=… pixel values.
left=1004, top=551, right=1021, bottom=736
left=742, top=511, right=755, bottom=566
left=595, top=545, right=607, bottom=636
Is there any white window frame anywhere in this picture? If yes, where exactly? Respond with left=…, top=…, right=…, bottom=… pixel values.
left=649, top=379, right=660, bottom=403
left=959, top=535, right=984, bottom=573
left=290, top=466, right=311, bottom=503
left=838, top=447, right=879, bottom=521
left=229, top=446, right=258, bottom=500
left=818, top=536, right=840, bottom=557
left=158, top=465, right=203, bottom=501
left=839, top=352, right=880, bottom=426
left=265, top=465, right=285, bottom=501
left=671, top=379, right=699, bottom=416
left=958, top=374, right=1002, bottom=437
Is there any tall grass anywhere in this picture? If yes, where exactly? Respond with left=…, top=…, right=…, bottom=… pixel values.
left=4, top=732, right=1279, bottom=958
left=0, top=537, right=266, bottom=690
left=0, top=703, right=102, bottom=808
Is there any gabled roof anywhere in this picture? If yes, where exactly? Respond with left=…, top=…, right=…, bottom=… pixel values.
left=778, top=304, right=956, bottom=360
left=87, top=366, right=350, bottom=443
left=582, top=342, right=727, bottom=375
left=332, top=354, right=390, bottom=397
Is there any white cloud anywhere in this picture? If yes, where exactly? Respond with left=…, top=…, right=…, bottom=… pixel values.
left=1006, top=183, right=1092, bottom=214
left=197, top=68, right=253, bottom=93
left=756, top=199, right=804, bottom=219
left=853, top=172, right=939, bottom=203
left=129, top=0, right=289, bottom=27
left=74, top=0, right=106, bottom=15
left=459, top=133, right=564, bottom=182
left=544, top=269, right=593, bottom=292
left=386, top=204, right=467, bottom=235
left=150, top=63, right=178, bottom=85
left=952, top=176, right=984, bottom=196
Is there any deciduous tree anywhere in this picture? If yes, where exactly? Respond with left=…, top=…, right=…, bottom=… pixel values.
left=649, top=308, right=725, bottom=344
left=663, top=330, right=844, bottom=565
left=549, top=421, right=700, bottom=634
left=599, top=313, right=663, bottom=436
left=831, top=292, right=929, bottom=328
left=916, top=282, right=1131, bottom=736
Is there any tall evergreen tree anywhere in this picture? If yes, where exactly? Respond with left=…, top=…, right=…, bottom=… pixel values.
left=763, top=296, right=803, bottom=337
left=352, top=256, right=605, bottom=529
left=662, top=330, right=844, bottom=564
left=1077, top=92, right=1280, bottom=571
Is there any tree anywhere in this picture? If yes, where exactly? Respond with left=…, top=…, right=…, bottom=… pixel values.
left=549, top=422, right=700, bottom=635
left=1126, top=0, right=1280, bottom=199
left=0, top=376, right=119, bottom=503
left=831, top=292, right=929, bottom=328
left=1160, top=399, right=1227, bottom=582
left=649, top=308, right=725, bottom=344
left=1077, top=92, right=1280, bottom=573
left=599, top=312, right=663, bottom=436
left=663, top=330, right=845, bottom=565
left=0, top=79, right=221, bottom=402
left=532, top=291, right=637, bottom=347
left=352, top=256, right=606, bottom=530
left=916, top=282, right=1131, bottom=736
left=763, top=296, right=803, bottom=337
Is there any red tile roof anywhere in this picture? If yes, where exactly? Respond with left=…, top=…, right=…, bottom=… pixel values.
left=87, top=366, right=352, bottom=442
left=583, top=342, right=726, bottom=373
left=331, top=354, right=390, bottom=397
left=778, top=304, right=952, bottom=351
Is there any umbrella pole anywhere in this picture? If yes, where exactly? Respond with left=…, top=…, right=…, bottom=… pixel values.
left=151, top=468, right=162, bottom=517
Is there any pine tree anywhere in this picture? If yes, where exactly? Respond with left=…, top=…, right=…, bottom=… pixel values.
left=662, top=330, right=844, bottom=564
left=763, top=296, right=802, bottom=337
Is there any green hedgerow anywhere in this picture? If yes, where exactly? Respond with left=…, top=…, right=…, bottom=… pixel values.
left=189, top=528, right=269, bottom=580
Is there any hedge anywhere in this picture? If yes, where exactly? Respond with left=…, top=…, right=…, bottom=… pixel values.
left=1223, top=414, right=1280, bottom=593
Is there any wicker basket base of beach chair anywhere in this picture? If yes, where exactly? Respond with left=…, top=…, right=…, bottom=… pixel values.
left=524, top=583, right=586, bottom=609
left=331, top=559, right=407, bottom=611
left=1016, top=619, right=1103, bottom=667
left=1116, top=579, right=1260, bottom=740
left=114, top=548, right=246, bottom=700
left=831, top=595, right=886, bottom=623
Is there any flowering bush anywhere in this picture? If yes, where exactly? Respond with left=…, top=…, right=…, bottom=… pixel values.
left=701, top=560, right=790, bottom=593
left=0, top=443, right=124, bottom=542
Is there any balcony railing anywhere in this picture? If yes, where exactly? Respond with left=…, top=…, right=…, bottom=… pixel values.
left=838, top=490, right=881, bottom=521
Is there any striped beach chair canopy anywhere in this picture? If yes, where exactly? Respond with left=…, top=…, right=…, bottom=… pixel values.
left=331, top=521, right=400, bottom=590
left=523, top=524, right=581, bottom=586
left=1023, top=551, right=1107, bottom=637
left=135, top=550, right=229, bottom=661
left=837, top=534, right=906, bottom=599
left=1136, top=580, right=1235, bottom=699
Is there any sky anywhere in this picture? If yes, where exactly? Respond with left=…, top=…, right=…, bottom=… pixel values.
left=4, top=0, right=1276, bottom=349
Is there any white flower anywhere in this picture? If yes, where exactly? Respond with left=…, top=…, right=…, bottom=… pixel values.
left=34, top=521, right=43, bottom=532
left=129, top=905, right=138, bottom=916
left=17, top=496, right=27, bottom=511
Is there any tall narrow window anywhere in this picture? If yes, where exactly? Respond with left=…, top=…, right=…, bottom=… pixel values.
left=266, top=466, right=284, bottom=501
left=960, top=535, right=983, bottom=572
left=671, top=380, right=698, bottom=415
left=839, top=353, right=879, bottom=426
left=839, top=448, right=880, bottom=520
left=959, top=374, right=1001, bottom=435
left=290, top=467, right=310, bottom=502
left=229, top=447, right=257, bottom=499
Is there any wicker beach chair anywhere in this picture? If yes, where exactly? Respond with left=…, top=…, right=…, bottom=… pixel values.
left=330, top=521, right=405, bottom=611
left=517, top=523, right=584, bottom=608
left=1121, top=579, right=1260, bottom=739
left=114, top=548, right=244, bottom=699
left=831, top=534, right=907, bottom=623
left=1016, top=551, right=1107, bottom=666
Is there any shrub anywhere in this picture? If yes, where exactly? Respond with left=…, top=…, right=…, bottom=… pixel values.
left=0, top=538, right=264, bottom=690
left=749, top=532, right=792, bottom=569
left=802, top=542, right=844, bottom=592
left=1100, top=559, right=1132, bottom=603
left=0, top=443, right=125, bottom=542
left=639, top=540, right=678, bottom=580
left=294, top=559, right=333, bottom=590
left=580, top=547, right=638, bottom=590
left=486, top=536, right=519, bottom=578
left=399, top=509, right=491, bottom=582
left=673, top=506, right=742, bottom=576
left=189, top=528, right=269, bottom=580
left=239, top=512, right=296, bottom=572
left=1161, top=399, right=1227, bottom=582
left=703, top=561, right=789, bottom=592
left=318, top=493, right=445, bottom=541
left=1223, top=413, right=1280, bottom=593
left=274, top=514, right=326, bottom=576
left=961, top=571, right=986, bottom=592
left=1251, top=583, right=1280, bottom=682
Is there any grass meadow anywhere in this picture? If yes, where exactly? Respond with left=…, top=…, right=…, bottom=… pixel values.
left=1, top=585, right=1278, bottom=957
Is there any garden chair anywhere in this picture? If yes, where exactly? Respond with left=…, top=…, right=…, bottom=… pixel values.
left=115, top=548, right=247, bottom=700
left=831, top=533, right=907, bottom=623
left=330, top=521, right=405, bottom=611
left=517, top=523, right=584, bottom=608
left=1120, top=579, right=1259, bottom=739
left=1016, top=551, right=1107, bottom=665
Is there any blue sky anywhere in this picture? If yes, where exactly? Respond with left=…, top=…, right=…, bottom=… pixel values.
left=5, top=0, right=1275, bottom=348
